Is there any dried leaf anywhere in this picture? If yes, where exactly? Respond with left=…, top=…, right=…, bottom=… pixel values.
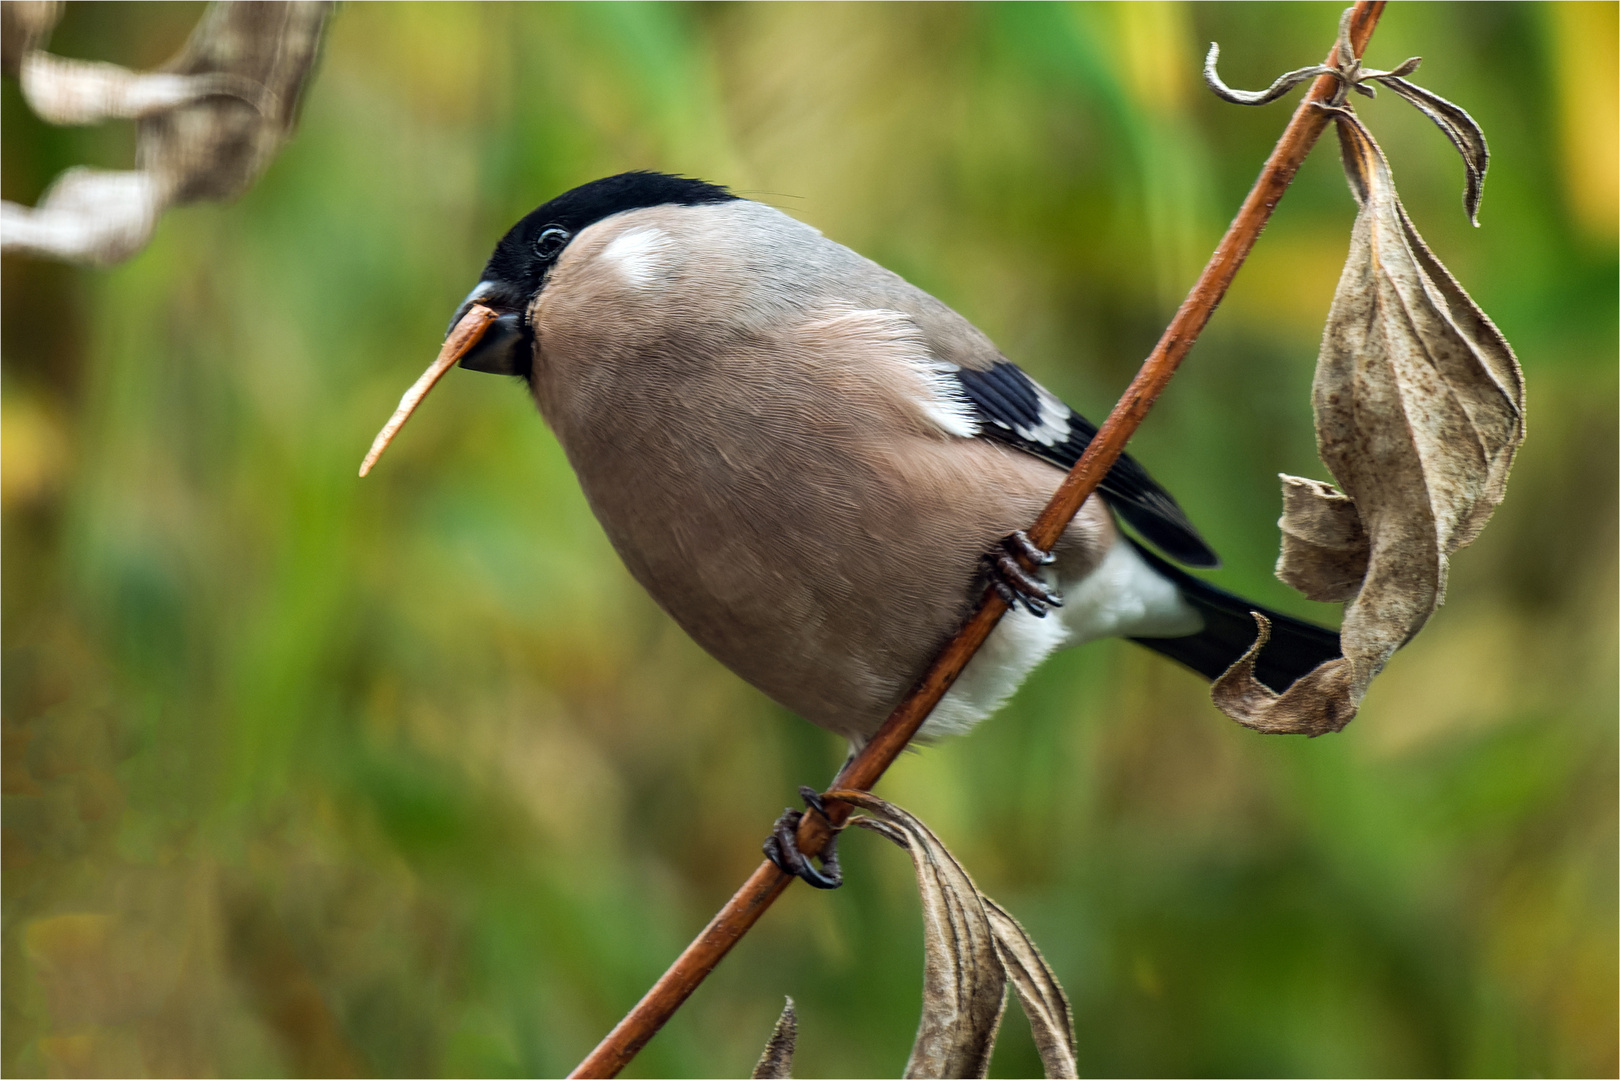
left=0, top=0, right=60, bottom=74
left=0, top=167, right=164, bottom=264
left=1275, top=474, right=1367, bottom=603
left=1210, top=615, right=1359, bottom=736
left=838, top=792, right=1006, bottom=1079
left=139, top=1, right=327, bottom=204
left=1, top=1, right=329, bottom=265
left=1202, top=41, right=1335, bottom=106
left=1370, top=74, right=1490, bottom=225
left=751, top=997, right=797, bottom=1080
left=980, top=899, right=1078, bottom=1080
left=19, top=50, right=265, bottom=126
left=834, top=791, right=1079, bottom=1079
left=1204, top=6, right=1487, bottom=224
left=1214, top=109, right=1524, bottom=735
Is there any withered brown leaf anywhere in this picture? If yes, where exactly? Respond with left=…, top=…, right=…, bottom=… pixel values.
left=1205, top=6, right=1490, bottom=223
left=19, top=51, right=266, bottom=126
left=1275, top=475, right=1368, bottom=602
left=751, top=997, right=797, bottom=1080
left=841, top=793, right=1005, bottom=1079
left=1, top=2, right=329, bottom=265
left=1374, top=75, right=1490, bottom=225
left=1213, top=109, right=1524, bottom=736
left=981, top=899, right=1078, bottom=1080
left=833, top=790, right=1078, bottom=1080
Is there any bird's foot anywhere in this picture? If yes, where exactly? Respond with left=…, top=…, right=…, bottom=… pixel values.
left=982, top=530, right=1063, bottom=617
left=763, top=786, right=843, bottom=889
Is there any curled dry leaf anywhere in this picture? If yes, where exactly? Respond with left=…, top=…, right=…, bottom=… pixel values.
left=845, top=794, right=1005, bottom=1079
left=751, top=997, right=797, bottom=1080
left=1211, top=614, right=1360, bottom=736
left=830, top=790, right=1078, bottom=1080
left=980, top=899, right=1078, bottom=1080
left=1205, top=5, right=1489, bottom=222
left=0, top=0, right=60, bottom=74
left=2, top=1, right=329, bottom=265
left=0, top=167, right=166, bottom=266
left=1373, top=75, right=1490, bottom=225
left=20, top=50, right=265, bottom=126
left=1275, top=475, right=1367, bottom=602
left=139, top=1, right=327, bottom=205
left=1202, top=41, right=1341, bottom=107
left=1213, top=109, right=1524, bottom=736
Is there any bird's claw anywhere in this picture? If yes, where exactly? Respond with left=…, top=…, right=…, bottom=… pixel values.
left=982, top=530, right=1063, bottom=617
left=1004, top=529, right=1056, bottom=567
left=763, top=785, right=843, bottom=889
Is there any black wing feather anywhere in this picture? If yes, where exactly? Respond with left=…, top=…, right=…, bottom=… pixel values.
left=953, top=362, right=1220, bottom=568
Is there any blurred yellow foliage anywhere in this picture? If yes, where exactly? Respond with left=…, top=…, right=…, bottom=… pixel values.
left=1550, top=1, right=1620, bottom=242
left=0, top=394, right=68, bottom=509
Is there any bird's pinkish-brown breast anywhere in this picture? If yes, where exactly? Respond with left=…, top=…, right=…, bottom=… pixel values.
left=521, top=203, right=1113, bottom=738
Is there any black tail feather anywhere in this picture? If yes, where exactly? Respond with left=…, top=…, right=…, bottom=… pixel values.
left=1124, top=539, right=1342, bottom=693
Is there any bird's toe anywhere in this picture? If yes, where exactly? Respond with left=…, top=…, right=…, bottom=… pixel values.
left=982, top=533, right=1064, bottom=617
left=762, top=793, right=842, bottom=890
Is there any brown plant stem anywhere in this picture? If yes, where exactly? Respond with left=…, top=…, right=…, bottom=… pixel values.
left=570, top=5, right=1386, bottom=1076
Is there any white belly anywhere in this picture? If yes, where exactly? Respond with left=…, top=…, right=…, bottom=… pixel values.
left=917, top=539, right=1202, bottom=740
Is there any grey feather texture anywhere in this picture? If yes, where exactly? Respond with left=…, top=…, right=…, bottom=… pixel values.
left=504, top=192, right=1335, bottom=739
left=529, top=200, right=1124, bottom=741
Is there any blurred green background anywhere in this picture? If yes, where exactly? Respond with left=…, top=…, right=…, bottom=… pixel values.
left=3, top=3, right=1615, bottom=1077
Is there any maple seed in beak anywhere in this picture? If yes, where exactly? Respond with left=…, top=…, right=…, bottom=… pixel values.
left=359, top=304, right=499, bottom=477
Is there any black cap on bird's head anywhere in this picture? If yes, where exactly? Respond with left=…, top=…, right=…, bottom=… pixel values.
left=360, top=171, right=735, bottom=476
left=475, top=172, right=734, bottom=313
left=449, top=172, right=734, bottom=377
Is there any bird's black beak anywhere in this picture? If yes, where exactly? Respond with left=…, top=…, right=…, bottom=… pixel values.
left=455, top=312, right=526, bottom=375
left=359, top=304, right=498, bottom=477
left=446, top=280, right=531, bottom=376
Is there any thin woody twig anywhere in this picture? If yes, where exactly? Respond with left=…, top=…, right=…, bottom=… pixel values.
left=570, top=5, right=1387, bottom=1076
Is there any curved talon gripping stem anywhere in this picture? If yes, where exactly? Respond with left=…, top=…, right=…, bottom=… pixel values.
left=982, top=530, right=1063, bottom=617
left=762, top=786, right=843, bottom=890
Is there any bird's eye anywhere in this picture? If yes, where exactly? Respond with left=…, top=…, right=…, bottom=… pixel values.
left=534, top=226, right=571, bottom=260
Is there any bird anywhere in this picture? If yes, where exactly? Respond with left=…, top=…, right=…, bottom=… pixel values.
left=361, top=170, right=1341, bottom=885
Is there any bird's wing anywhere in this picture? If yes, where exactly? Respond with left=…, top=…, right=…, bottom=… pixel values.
left=951, top=361, right=1220, bottom=569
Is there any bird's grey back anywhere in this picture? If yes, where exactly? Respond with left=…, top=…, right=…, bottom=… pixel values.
left=638, top=200, right=1006, bottom=370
